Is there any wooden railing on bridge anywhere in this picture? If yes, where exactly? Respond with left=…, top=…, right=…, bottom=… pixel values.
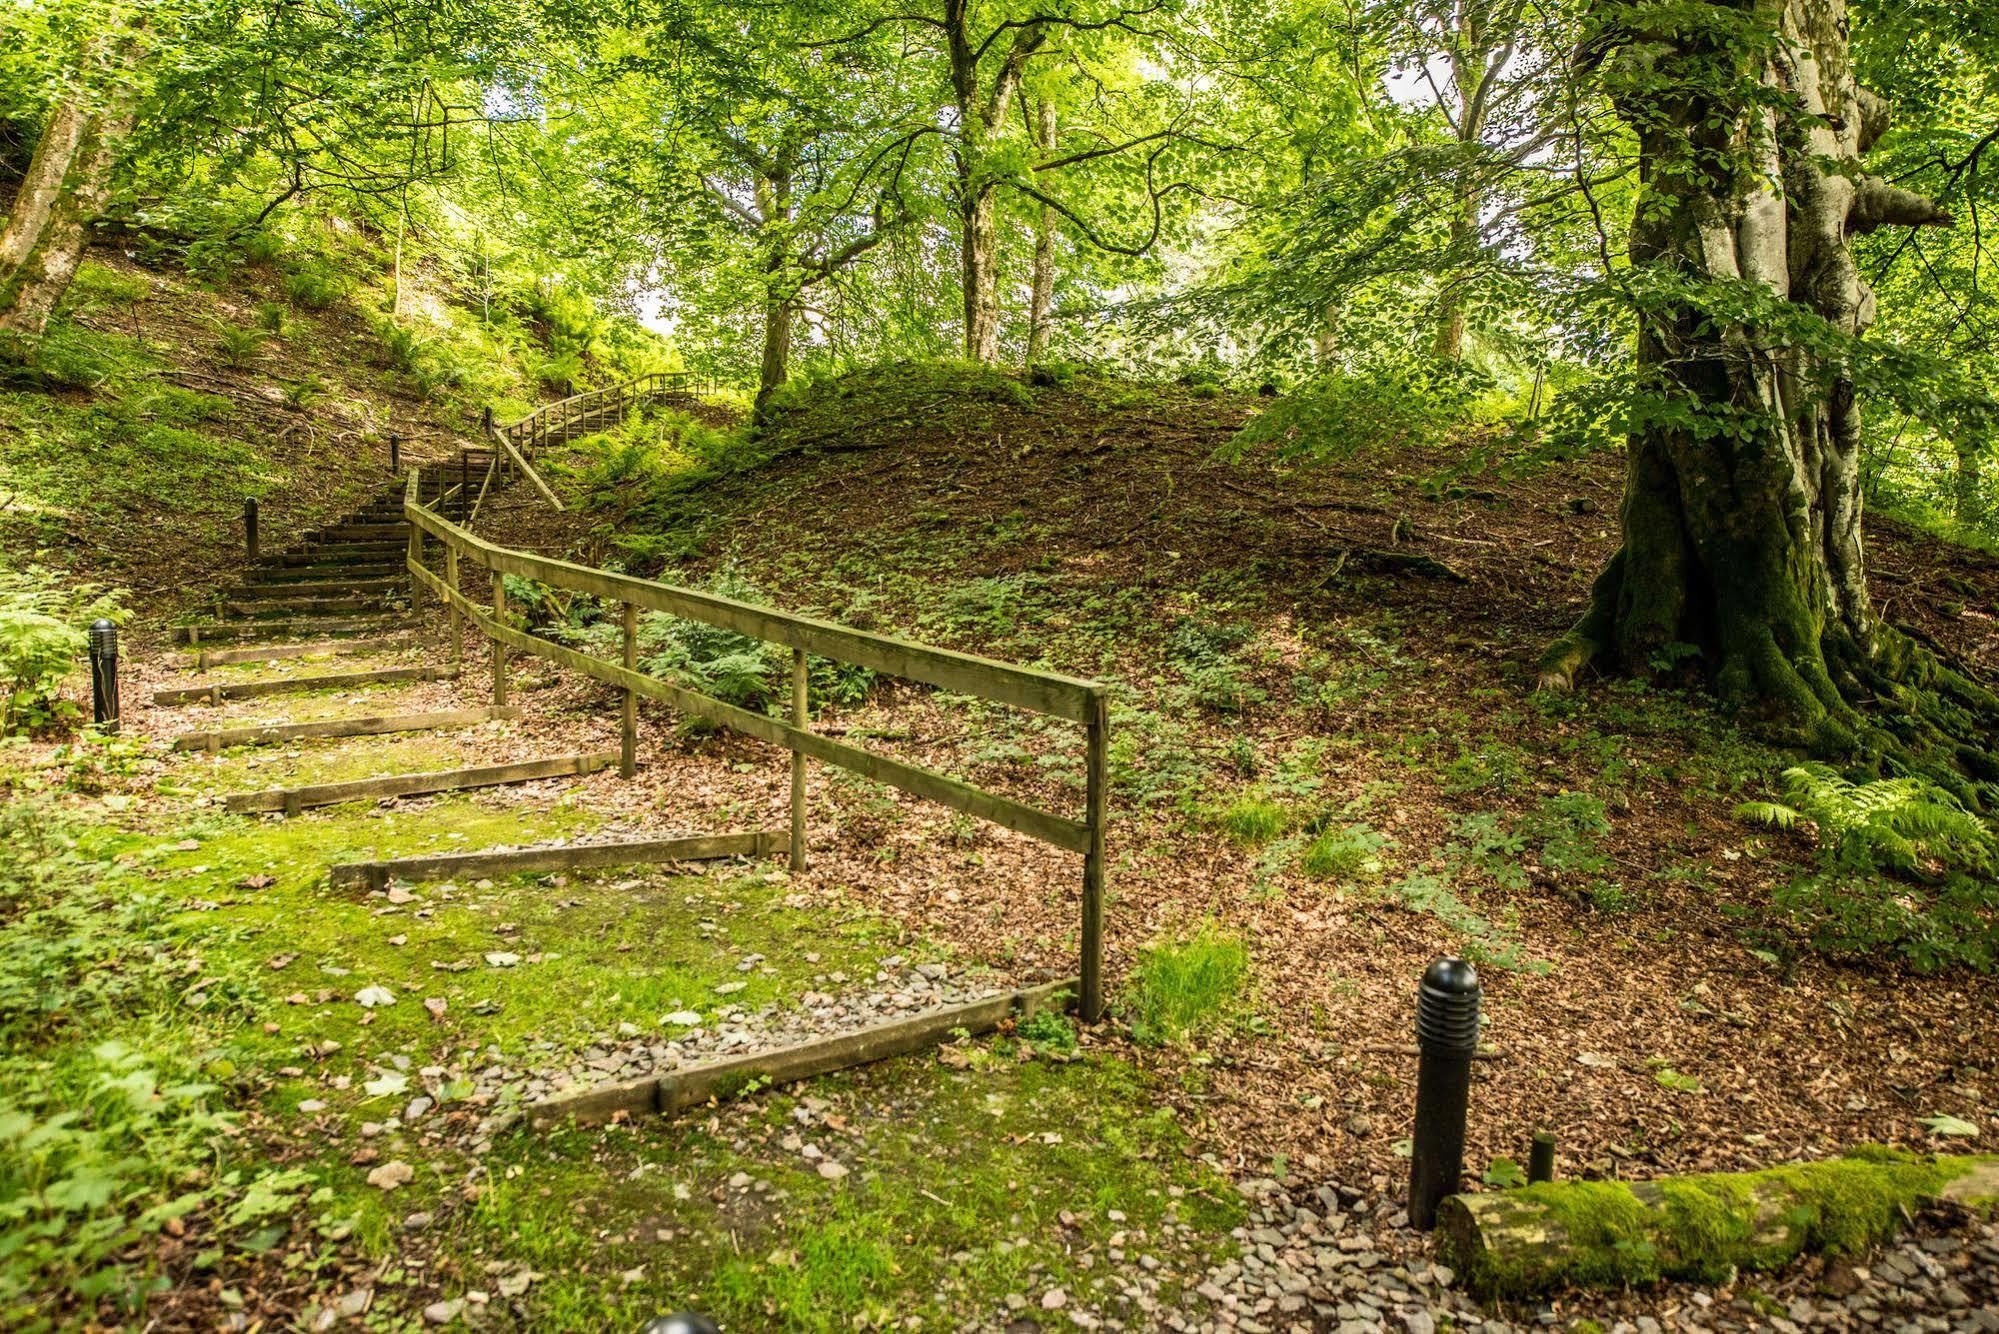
left=473, top=372, right=712, bottom=517
left=401, top=472, right=1110, bottom=1021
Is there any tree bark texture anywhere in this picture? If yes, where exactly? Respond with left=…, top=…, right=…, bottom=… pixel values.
left=944, top=0, right=1042, bottom=364
left=1025, top=99, right=1058, bottom=365
left=1541, top=0, right=1979, bottom=758
left=0, top=26, right=142, bottom=342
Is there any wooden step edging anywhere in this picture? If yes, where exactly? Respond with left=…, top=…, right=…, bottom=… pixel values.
left=233, top=577, right=406, bottom=598
left=184, top=636, right=412, bottom=669
left=172, top=705, right=522, bottom=753
left=172, top=616, right=410, bottom=644
left=226, top=750, right=620, bottom=815
left=224, top=596, right=407, bottom=618
left=154, top=665, right=456, bottom=706
left=326, top=828, right=788, bottom=891
left=525, top=977, right=1079, bottom=1130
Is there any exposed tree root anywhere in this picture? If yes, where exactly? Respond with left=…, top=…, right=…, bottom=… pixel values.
left=1539, top=551, right=1999, bottom=811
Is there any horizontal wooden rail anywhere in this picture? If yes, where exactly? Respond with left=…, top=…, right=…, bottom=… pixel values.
left=403, top=481, right=1110, bottom=1021
left=411, top=564, right=1090, bottom=851
left=404, top=504, right=1097, bottom=723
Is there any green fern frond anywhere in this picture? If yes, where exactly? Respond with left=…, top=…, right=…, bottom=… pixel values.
left=1733, top=801, right=1802, bottom=830
left=1756, top=762, right=1996, bottom=878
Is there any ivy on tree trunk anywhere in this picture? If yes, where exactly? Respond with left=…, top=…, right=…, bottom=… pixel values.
left=1542, top=0, right=1995, bottom=781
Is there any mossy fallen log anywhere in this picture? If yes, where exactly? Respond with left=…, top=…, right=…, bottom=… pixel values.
left=1436, top=1149, right=1999, bottom=1299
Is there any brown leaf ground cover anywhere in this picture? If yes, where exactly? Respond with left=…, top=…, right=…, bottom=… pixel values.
left=16, top=362, right=1999, bottom=1330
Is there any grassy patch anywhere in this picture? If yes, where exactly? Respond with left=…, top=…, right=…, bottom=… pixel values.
left=1125, top=925, right=1254, bottom=1045
left=1214, top=796, right=1287, bottom=847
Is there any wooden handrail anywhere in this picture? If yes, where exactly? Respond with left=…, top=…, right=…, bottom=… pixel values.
left=402, top=479, right=1109, bottom=1020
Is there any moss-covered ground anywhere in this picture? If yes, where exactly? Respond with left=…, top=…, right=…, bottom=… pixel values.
left=402, top=1052, right=1243, bottom=1330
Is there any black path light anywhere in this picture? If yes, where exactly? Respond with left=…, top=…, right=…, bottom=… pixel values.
left=640, top=1315, right=721, bottom=1334
left=1407, top=956, right=1482, bottom=1231
left=88, top=619, right=120, bottom=732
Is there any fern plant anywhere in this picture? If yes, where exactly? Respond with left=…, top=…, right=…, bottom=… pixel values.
left=1737, top=764, right=1995, bottom=879
left=210, top=321, right=269, bottom=369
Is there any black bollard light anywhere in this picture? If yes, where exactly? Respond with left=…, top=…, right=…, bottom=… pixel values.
left=1407, top=956, right=1481, bottom=1231
left=1529, top=1130, right=1557, bottom=1184
left=243, top=497, right=259, bottom=563
left=640, top=1316, right=721, bottom=1334
left=88, top=619, right=120, bottom=733
left=389, top=431, right=402, bottom=474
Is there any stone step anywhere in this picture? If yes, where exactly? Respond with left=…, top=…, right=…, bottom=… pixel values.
left=182, top=635, right=414, bottom=669
left=268, top=544, right=405, bottom=566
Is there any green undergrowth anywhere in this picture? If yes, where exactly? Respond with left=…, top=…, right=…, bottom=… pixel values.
left=425, top=1052, right=1244, bottom=1330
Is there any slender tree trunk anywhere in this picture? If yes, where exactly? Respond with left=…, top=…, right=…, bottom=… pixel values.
left=1025, top=100, right=1058, bottom=366
left=753, top=166, right=798, bottom=412
left=758, top=294, right=796, bottom=409
left=1431, top=2, right=1491, bottom=361
left=960, top=175, right=1001, bottom=364
left=1955, top=441, right=1986, bottom=525
left=1431, top=206, right=1473, bottom=359
left=1542, top=0, right=1977, bottom=757
left=0, top=29, right=141, bottom=344
left=0, top=103, right=90, bottom=275
left=1313, top=298, right=1343, bottom=368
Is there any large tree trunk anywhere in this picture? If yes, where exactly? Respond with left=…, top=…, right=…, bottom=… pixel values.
left=1541, top=0, right=1978, bottom=757
left=0, top=28, right=141, bottom=345
left=1025, top=100, right=1058, bottom=366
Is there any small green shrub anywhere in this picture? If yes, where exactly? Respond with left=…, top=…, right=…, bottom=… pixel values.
left=14, top=322, right=133, bottom=388
left=254, top=302, right=287, bottom=334
left=64, top=263, right=148, bottom=316
left=1164, top=618, right=1266, bottom=714
left=281, top=265, right=345, bottom=310
left=1224, top=358, right=1493, bottom=463
left=1774, top=870, right=1996, bottom=973
left=210, top=321, right=269, bottom=369
left=1125, top=925, right=1253, bottom=1044
left=1216, top=796, right=1288, bottom=847
left=1016, top=1004, right=1078, bottom=1055
left=627, top=571, right=876, bottom=715
left=0, top=800, right=293, bottom=1321
left=0, top=568, right=124, bottom=735
left=1301, top=822, right=1388, bottom=881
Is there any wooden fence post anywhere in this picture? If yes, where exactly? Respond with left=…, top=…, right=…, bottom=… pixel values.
left=790, top=647, right=808, bottom=872
left=406, top=507, right=422, bottom=613
left=620, top=601, right=638, bottom=778
left=446, top=545, right=463, bottom=663
left=1082, top=689, right=1108, bottom=1023
left=490, top=568, right=508, bottom=706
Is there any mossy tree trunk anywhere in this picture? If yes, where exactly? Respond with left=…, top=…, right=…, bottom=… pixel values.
left=1437, top=1152, right=1999, bottom=1299
left=1541, top=0, right=1988, bottom=760
left=0, top=26, right=142, bottom=347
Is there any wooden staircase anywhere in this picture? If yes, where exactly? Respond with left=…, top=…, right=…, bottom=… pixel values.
left=171, top=475, right=471, bottom=645
left=172, top=373, right=709, bottom=647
